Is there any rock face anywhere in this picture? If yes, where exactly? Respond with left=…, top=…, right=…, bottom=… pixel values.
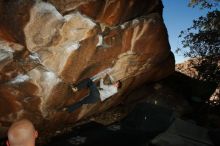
left=176, top=59, right=200, bottom=79
left=0, top=0, right=174, bottom=136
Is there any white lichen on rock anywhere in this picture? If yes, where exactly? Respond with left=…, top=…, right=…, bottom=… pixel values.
left=9, top=74, right=30, bottom=84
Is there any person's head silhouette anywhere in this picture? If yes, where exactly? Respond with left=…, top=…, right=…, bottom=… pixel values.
left=7, top=119, right=38, bottom=146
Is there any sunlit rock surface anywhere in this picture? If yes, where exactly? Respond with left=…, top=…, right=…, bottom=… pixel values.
left=0, top=0, right=174, bottom=136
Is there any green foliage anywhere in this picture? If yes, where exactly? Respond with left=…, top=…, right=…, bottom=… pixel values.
left=178, top=3, right=220, bottom=83
left=189, top=0, right=220, bottom=9
left=179, top=10, right=220, bottom=58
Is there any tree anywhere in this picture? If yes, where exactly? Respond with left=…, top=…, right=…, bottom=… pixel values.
left=177, top=1, right=220, bottom=83
left=188, top=0, right=220, bottom=9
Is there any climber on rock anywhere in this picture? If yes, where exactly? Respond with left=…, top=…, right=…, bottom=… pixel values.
left=61, top=74, right=122, bottom=112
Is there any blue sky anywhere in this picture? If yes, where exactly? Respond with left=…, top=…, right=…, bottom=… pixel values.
left=162, top=0, right=213, bottom=63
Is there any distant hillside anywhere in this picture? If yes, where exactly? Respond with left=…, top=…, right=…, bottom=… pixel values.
left=176, top=59, right=199, bottom=78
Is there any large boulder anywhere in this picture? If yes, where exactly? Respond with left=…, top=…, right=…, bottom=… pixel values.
left=47, top=0, right=163, bottom=26
left=0, top=0, right=174, bottom=136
